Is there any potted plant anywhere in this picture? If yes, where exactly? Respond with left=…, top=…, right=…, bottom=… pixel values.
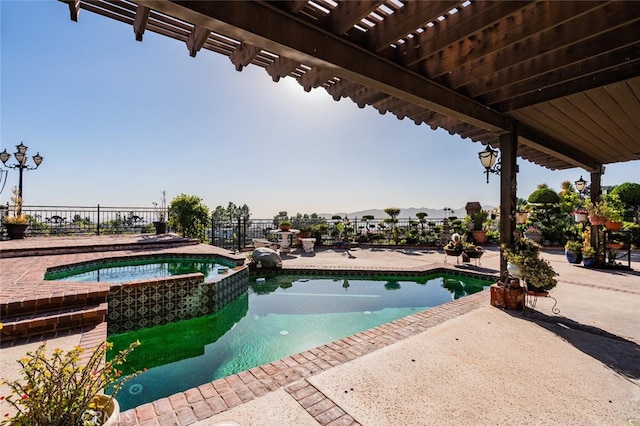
left=502, top=235, right=541, bottom=279
left=462, top=241, right=483, bottom=262
left=572, top=207, right=589, bottom=223
left=443, top=233, right=463, bottom=256
left=503, top=235, right=557, bottom=292
left=1, top=340, right=142, bottom=426
left=515, top=199, right=529, bottom=224
left=468, top=210, right=489, bottom=243
left=523, top=225, right=542, bottom=243
left=585, top=199, right=606, bottom=226
left=602, top=194, right=624, bottom=231
left=278, top=220, right=292, bottom=231
left=152, top=190, right=168, bottom=235
left=2, top=187, right=30, bottom=239
left=582, top=245, right=597, bottom=267
left=564, top=240, right=583, bottom=264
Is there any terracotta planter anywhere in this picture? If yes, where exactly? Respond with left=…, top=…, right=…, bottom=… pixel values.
left=604, top=221, right=622, bottom=231
left=279, top=225, right=291, bottom=231
left=605, top=243, right=624, bottom=250
left=470, top=230, right=488, bottom=244
left=588, top=215, right=606, bottom=226
left=3, top=223, right=29, bottom=239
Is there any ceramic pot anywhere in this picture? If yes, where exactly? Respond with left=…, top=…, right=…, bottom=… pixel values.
left=152, top=221, right=167, bottom=235
left=583, top=256, right=596, bottom=267
left=507, top=262, right=522, bottom=278
left=573, top=212, right=588, bottom=223
left=3, top=223, right=29, bottom=239
left=565, top=249, right=582, bottom=264
left=86, top=394, right=119, bottom=426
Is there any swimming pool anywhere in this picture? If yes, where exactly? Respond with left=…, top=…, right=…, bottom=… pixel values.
left=44, top=256, right=235, bottom=282
left=107, top=272, right=491, bottom=410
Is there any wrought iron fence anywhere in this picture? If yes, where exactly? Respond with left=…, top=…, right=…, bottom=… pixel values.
left=1, top=204, right=457, bottom=248
left=210, top=216, right=454, bottom=250
left=1, top=204, right=160, bottom=237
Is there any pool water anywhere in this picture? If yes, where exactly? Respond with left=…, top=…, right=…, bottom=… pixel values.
left=45, top=257, right=233, bottom=282
left=107, top=273, right=490, bottom=410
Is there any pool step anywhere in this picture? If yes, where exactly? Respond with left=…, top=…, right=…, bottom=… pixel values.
left=1, top=302, right=108, bottom=343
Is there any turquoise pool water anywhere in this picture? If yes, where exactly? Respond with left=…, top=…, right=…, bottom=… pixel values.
left=107, top=273, right=490, bottom=410
left=45, top=257, right=234, bottom=282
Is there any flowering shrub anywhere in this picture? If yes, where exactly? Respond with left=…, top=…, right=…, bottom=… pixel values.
left=1, top=340, right=141, bottom=426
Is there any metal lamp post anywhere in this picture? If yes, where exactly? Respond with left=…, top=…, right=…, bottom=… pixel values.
left=0, top=142, right=44, bottom=212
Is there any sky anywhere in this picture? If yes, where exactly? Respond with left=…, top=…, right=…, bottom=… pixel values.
left=1, top=1, right=639, bottom=219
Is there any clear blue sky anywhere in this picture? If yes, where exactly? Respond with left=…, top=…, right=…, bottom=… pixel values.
left=2, top=1, right=638, bottom=218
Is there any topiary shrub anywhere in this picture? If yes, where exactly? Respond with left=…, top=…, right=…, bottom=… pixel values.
left=528, top=184, right=560, bottom=204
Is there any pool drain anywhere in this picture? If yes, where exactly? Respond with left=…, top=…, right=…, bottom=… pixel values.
left=129, top=383, right=143, bottom=395
left=280, top=330, right=289, bottom=335
left=363, top=311, right=372, bottom=315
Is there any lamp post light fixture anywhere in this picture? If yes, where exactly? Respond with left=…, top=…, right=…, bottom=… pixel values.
left=478, top=145, right=501, bottom=184
left=574, top=175, right=588, bottom=199
left=0, top=142, right=44, bottom=204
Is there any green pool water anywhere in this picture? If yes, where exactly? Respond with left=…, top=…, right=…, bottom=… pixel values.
left=107, top=273, right=491, bottom=410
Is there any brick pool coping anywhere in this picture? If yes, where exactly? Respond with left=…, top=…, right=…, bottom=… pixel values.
left=77, top=282, right=487, bottom=426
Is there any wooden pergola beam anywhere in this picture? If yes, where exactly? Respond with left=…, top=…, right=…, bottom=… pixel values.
left=133, top=5, right=150, bottom=41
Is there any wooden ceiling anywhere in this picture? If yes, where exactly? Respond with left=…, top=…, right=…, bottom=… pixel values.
left=63, top=0, right=640, bottom=172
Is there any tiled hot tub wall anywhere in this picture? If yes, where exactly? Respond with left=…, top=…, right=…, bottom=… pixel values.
left=107, top=266, right=249, bottom=334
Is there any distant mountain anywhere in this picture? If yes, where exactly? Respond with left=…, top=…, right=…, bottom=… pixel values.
left=318, top=205, right=495, bottom=219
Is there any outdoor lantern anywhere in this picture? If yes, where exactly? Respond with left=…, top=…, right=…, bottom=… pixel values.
left=575, top=175, right=587, bottom=196
left=0, top=149, right=9, bottom=164
left=478, top=145, right=500, bottom=183
left=16, top=142, right=27, bottom=154
left=33, top=152, right=44, bottom=166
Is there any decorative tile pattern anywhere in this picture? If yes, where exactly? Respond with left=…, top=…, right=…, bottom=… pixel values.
left=107, top=268, right=249, bottom=334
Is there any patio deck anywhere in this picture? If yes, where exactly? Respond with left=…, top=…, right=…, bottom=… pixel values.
left=1, top=235, right=639, bottom=425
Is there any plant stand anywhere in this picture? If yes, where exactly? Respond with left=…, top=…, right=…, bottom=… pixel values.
left=524, top=289, right=560, bottom=315
left=603, top=229, right=632, bottom=270
left=443, top=248, right=462, bottom=264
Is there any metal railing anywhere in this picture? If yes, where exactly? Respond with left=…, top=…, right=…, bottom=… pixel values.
left=1, top=204, right=161, bottom=237
left=1, top=204, right=460, bottom=248
left=211, top=217, right=456, bottom=251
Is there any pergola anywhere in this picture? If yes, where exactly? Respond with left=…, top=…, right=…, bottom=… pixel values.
left=61, top=0, right=640, bottom=273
